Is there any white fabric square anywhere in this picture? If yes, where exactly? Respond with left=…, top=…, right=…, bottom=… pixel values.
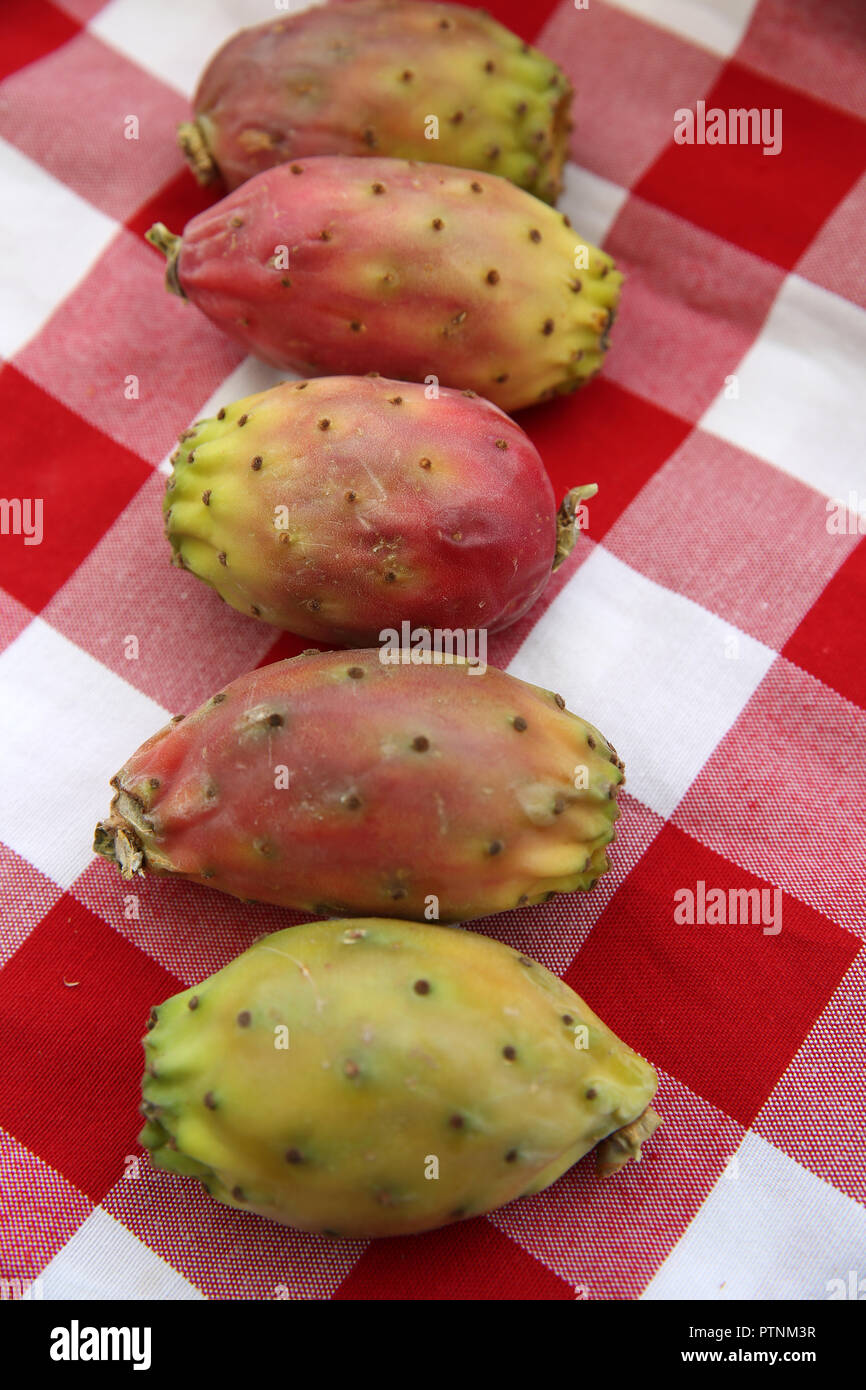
left=91, top=0, right=326, bottom=97
left=560, top=162, right=629, bottom=251
left=0, top=621, right=168, bottom=889
left=604, top=0, right=758, bottom=58
left=701, top=275, right=866, bottom=507
left=0, top=140, right=117, bottom=358
left=27, top=1207, right=203, bottom=1300
left=507, top=547, right=775, bottom=819
left=643, top=1131, right=866, bottom=1300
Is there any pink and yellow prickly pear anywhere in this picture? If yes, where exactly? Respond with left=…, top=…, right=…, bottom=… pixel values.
left=180, top=0, right=573, bottom=204
left=140, top=918, right=661, bottom=1237
left=94, top=650, right=625, bottom=921
left=146, top=156, right=621, bottom=413
left=165, top=374, right=596, bottom=643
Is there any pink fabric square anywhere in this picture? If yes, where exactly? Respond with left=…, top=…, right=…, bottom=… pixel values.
left=104, top=1159, right=363, bottom=1299
left=738, top=0, right=866, bottom=122
left=538, top=0, right=723, bottom=188
left=603, top=429, right=861, bottom=649
left=15, top=227, right=242, bottom=466
left=796, top=172, right=866, bottom=312
left=0, top=1127, right=93, bottom=1283
left=755, top=951, right=866, bottom=1203
left=0, top=30, right=187, bottom=222
left=601, top=195, right=785, bottom=419
left=42, top=472, right=274, bottom=714
left=0, top=589, right=37, bottom=652
left=0, top=842, right=64, bottom=969
left=673, top=658, right=866, bottom=933
left=74, top=853, right=312, bottom=986
left=53, top=0, right=109, bottom=21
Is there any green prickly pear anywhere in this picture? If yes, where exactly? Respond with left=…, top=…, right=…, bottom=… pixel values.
left=145, top=155, right=621, bottom=413
left=179, top=0, right=573, bottom=204
left=140, top=918, right=661, bottom=1237
left=165, top=374, right=596, bottom=643
left=93, top=650, right=624, bottom=922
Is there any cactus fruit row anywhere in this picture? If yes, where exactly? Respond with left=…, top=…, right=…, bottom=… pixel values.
left=146, top=155, right=621, bottom=414
left=98, top=2, right=663, bottom=1241
left=164, top=374, right=597, bottom=643
left=94, top=650, right=624, bottom=922
left=180, top=0, right=573, bottom=204
left=140, top=918, right=660, bottom=1238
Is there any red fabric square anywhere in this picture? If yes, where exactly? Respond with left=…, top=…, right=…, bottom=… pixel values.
left=566, top=823, right=859, bottom=1128
left=334, top=1218, right=574, bottom=1300
left=0, top=367, right=150, bottom=613
left=634, top=62, right=866, bottom=269
left=601, top=195, right=784, bottom=420
left=521, top=379, right=693, bottom=541
left=0, top=895, right=185, bottom=1201
left=674, top=658, right=866, bottom=932
left=603, top=430, right=860, bottom=649
left=0, top=0, right=79, bottom=83
left=15, top=229, right=242, bottom=467
left=0, top=30, right=187, bottom=222
left=783, top=538, right=866, bottom=710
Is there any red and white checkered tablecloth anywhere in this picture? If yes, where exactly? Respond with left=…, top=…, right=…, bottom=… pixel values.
left=1, top=0, right=864, bottom=1302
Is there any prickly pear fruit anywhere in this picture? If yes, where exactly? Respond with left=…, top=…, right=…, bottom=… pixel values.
left=140, top=918, right=661, bottom=1237
left=179, top=0, right=573, bottom=204
left=165, top=374, right=596, bottom=643
left=145, top=156, right=621, bottom=413
left=94, top=650, right=625, bottom=922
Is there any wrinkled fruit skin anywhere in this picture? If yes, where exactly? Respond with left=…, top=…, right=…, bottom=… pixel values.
left=150, top=156, right=621, bottom=413
left=183, top=0, right=572, bottom=203
left=94, top=651, right=625, bottom=921
left=140, top=919, right=660, bottom=1238
left=165, top=375, right=575, bottom=643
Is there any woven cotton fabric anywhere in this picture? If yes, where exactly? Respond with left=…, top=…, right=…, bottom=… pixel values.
left=0, top=0, right=864, bottom=1301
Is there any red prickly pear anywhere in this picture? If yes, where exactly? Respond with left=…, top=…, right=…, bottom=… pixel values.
left=94, top=650, right=625, bottom=922
left=165, top=374, right=597, bottom=643
left=145, top=156, right=622, bottom=413
left=179, top=0, right=573, bottom=204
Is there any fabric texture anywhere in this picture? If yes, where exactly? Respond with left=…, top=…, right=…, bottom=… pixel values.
left=0, top=0, right=864, bottom=1301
